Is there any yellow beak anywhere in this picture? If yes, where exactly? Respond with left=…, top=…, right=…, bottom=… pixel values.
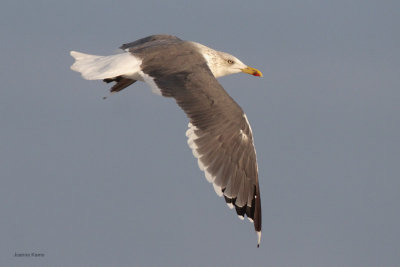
left=241, top=66, right=263, bottom=77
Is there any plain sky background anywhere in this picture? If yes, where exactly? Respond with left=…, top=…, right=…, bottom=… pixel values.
left=1, top=0, right=399, bottom=266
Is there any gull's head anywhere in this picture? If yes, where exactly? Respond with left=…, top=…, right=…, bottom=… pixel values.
left=191, top=42, right=263, bottom=78
left=213, top=51, right=263, bottom=78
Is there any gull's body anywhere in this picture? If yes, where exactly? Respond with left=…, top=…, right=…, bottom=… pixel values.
left=70, top=34, right=263, bottom=246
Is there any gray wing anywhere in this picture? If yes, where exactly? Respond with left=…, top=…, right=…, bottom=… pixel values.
left=140, top=45, right=262, bottom=236
left=102, top=35, right=183, bottom=93
left=120, top=35, right=182, bottom=51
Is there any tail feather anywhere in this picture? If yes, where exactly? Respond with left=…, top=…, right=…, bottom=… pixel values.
left=70, top=51, right=142, bottom=80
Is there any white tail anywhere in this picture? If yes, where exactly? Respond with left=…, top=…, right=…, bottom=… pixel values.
left=70, top=51, right=142, bottom=80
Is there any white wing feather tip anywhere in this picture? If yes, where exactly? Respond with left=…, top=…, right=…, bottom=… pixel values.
left=226, top=203, right=234, bottom=209
left=257, top=231, right=261, bottom=248
left=212, top=183, right=223, bottom=197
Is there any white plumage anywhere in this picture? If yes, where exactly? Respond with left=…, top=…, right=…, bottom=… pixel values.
left=70, top=51, right=142, bottom=80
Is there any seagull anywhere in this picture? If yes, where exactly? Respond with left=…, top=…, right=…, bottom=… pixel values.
left=70, top=34, right=263, bottom=247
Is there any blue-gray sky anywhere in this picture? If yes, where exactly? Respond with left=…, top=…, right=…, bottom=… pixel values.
left=1, top=0, right=399, bottom=266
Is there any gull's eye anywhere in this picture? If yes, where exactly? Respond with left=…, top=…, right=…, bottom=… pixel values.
left=227, top=59, right=234, bottom=64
